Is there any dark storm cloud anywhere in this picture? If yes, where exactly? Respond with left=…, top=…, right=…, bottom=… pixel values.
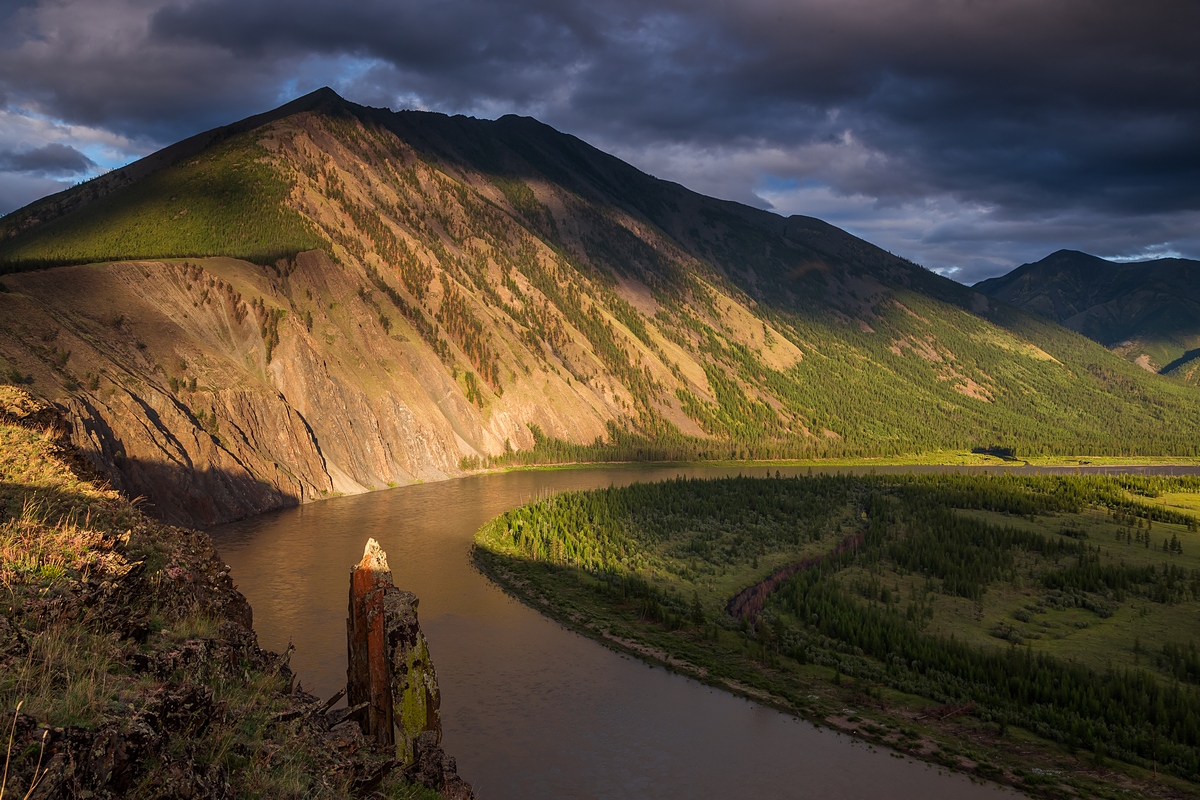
left=1, top=0, right=1198, bottom=275
left=0, top=142, right=96, bottom=175
left=145, top=0, right=1200, bottom=214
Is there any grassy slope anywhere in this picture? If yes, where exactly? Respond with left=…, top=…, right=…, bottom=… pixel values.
left=975, top=251, right=1200, bottom=383
left=941, top=507, right=1200, bottom=675
left=1165, top=355, right=1200, bottom=386
left=0, top=386, right=441, bottom=799
left=0, top=135, right=323, bottom=271
left=475, top=474, right=1200, bottom=799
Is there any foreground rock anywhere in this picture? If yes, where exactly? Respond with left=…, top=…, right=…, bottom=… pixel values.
left=0, top=387, right=452, bottom=798
left=348, top=539, right=474, bottom=800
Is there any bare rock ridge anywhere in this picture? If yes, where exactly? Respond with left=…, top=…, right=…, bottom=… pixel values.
left=347, top=538, right=474, bottom=799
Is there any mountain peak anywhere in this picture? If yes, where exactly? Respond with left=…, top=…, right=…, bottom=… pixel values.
left=273, top=85, right=348, bottom=115
left=3, top=88, right=1200, bottom=527
left=306, top=85, right=342, bottom=102
left=1041, top=248, right=1099, bottom=263
left=0, top=87, right=359, bottom=245
left=977, top=247, right=1200, bottom=377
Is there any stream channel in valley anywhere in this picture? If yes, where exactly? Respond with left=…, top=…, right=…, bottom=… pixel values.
left=211, top=464, right=1196, bottom=798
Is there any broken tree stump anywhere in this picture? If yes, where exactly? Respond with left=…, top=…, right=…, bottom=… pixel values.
left=347, top=538, right=441, bottom=764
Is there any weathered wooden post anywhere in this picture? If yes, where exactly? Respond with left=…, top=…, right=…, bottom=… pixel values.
left=347, top=538, right=441, bottom=763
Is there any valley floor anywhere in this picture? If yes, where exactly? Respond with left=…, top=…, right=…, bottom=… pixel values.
left=475, top=450, right=1200, bottom=475
left=475, top=474, right=1200, bottom=800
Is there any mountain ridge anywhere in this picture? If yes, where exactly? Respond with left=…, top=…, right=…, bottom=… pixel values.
left=976, top=249, right=1200, bottom=382
left=0, top=87, right=345, bottom=243
left=2, top=90, right=1199, bottom=526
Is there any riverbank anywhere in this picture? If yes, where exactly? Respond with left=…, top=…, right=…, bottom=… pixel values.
left=465, top=450, right=1200, bottom=477
left=0, top=386, right=445, bottom=798
left=474, top=475, right=1200, bottom=800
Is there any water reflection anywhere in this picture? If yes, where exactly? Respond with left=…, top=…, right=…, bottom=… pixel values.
left=213, top=463, right=1182, bottom=799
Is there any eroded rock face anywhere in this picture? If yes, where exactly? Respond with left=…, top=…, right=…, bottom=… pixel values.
left=384, top=585, right=441, bottom=765
left=347, top=539, right=471, bottom=797
left=0, top=252, right=614, bottom=527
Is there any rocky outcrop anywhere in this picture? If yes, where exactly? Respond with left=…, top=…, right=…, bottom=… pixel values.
left=0, top=389, right=461, bottom=798
left=347, top=539, right=474, bottom=799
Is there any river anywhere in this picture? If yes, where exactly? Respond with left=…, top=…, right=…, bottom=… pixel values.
left=213, top=463, right=1161, bottom=798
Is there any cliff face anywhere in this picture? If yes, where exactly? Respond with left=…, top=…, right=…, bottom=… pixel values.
left=2, top=91, right=1200, bottom=527
left=0, top=252, right=619, bottom=526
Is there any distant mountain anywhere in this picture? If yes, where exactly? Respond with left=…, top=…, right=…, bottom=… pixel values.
left=975, top=250, right=1200, bottom=383
left=3, top=89, right=1199, bottom=525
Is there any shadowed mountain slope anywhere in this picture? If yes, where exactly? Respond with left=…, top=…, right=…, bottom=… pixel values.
left=976, top=250, right=1200, bottom=383
left=2, top=89, right=1199, bottom=525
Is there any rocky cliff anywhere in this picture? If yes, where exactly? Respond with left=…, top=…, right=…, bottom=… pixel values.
left=0, top=246, right=629, bottom=526
left=0, top=387, right=450, bottom=798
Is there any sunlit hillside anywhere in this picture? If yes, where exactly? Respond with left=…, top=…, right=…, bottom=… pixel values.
left=2, top=88, right=1199, bottom=522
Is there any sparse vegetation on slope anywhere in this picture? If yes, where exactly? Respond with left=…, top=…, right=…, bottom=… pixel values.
left=3, top=90, right=1200, bottom=527
left=279, top=100, right=1200, bottom=460
left=976, top=249, right=1200, bottom=383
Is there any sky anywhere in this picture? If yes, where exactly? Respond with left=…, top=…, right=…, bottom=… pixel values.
left=1, top=0, right=1197, bottom=284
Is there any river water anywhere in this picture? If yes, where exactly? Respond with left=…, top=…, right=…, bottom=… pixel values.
left=212, top=463, right=1175, bottom=799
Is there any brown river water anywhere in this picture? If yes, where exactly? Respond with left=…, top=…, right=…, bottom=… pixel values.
left=211, top=464, right=1195, bottom=798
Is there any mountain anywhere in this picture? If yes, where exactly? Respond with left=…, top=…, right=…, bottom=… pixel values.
left=975, top=249, right=1200, bottom=383
left=2, top=89, right=1199, bottom=526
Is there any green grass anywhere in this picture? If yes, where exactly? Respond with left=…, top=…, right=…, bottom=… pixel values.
left=477, top=450, right=1200, bottom=476
left=0, top=134, right=323, bottom=272
left=944, top=505, right=1200, bottom=673
left=475, top=473, right=1200, bottom=799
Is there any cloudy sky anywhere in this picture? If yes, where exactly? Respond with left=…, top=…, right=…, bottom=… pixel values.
left=1, top=0, right=1196, bottom=283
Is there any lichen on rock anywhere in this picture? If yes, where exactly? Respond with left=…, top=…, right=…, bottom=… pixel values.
left=347, top=537, right=473, bottom=798
left=386, top=584, right=442, bottom=765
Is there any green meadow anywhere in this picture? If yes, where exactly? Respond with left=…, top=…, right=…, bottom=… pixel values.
left=0, top=135, right=322, bottom=272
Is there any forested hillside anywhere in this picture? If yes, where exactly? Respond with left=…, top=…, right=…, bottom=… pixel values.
left=477, top=473, right=1200, bottom=797
left=976, top=249, right=1200, bottom=384
left=2, top=89, right=1199, bottom=522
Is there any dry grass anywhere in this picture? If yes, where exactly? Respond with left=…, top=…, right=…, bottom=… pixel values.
left=0, top=499, right=111, bottom=585
left=0, top=619, right=122, bottom=729
left=0, top=387, right=137, bottom=588
left=1, top=703, right=50, bottom=800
